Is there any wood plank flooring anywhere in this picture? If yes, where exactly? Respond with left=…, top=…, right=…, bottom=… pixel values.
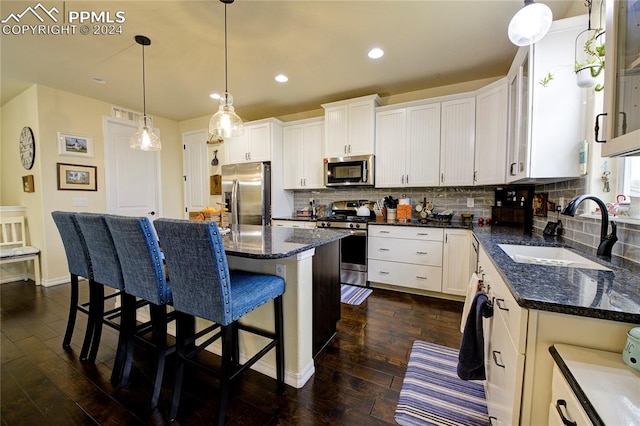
left=1, top=280, right=464, bottom=425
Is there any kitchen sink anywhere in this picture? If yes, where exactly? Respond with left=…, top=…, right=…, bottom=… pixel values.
left=498, top=244, right=612, bottom=271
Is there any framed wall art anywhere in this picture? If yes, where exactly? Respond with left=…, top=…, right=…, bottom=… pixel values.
left=22, top=175, right=34, bottom=193
left=57, top=132, right=94, bottom=157
left=533, top=193, right=549, bottom=217
left=57, top=163, right=97, bottom=191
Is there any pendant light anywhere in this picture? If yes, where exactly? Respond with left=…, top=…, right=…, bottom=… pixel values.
left=209, top=0, right=244, bottom=142
left=130, top=35, right=161, bottom=151
left=508, top=0, right=553, bottom=47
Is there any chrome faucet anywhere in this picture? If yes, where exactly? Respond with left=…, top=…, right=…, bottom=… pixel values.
left=561, top=194, right=618, bottom=258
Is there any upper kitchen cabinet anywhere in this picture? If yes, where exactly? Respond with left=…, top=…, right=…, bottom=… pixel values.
left=226, top=118, right=283, bottom=164
left=506, top=15, right=588, bottom=183
left=283, top=118, right=325, bottom=189
left=601, top=0, right=640, bottom=156
left=375, top=102, right=441, bottom=187
left=322, top=94, right=380, bottom=158
left=440, top=96, right=476, bottom=186
left=475, top=79, right=508, bottom=185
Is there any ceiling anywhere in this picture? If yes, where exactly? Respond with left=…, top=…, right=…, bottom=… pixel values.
left=1, top=0, right=583, bottom=122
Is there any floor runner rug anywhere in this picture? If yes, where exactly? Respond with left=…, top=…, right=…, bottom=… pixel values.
left=340, top=284, right=373, bottom=305
left=395, top=340, right=489, bottom=426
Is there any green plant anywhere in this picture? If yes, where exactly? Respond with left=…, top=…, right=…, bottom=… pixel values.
left=574, top=29, right=605, bottom=91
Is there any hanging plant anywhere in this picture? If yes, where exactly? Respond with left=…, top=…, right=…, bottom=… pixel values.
left=574, top=29, right=605, bottom=91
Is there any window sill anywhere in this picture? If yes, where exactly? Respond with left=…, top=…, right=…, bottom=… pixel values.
left=580, top=212, right=640, bottom=225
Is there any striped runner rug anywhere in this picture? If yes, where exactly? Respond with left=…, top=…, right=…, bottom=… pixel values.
left=395, top=340, right=489, bottom=426
left=340, top=284, right=373, bottom=305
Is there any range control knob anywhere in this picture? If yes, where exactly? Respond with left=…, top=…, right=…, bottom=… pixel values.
left=349, top=223, right=355, bottom=228
left=355, top=223, right=361, bottom=229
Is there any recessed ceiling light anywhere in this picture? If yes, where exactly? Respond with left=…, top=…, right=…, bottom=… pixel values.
left=368, top=48, right=384, bottom=59
left=210, top=93, right=221, bottom=100
left=90, top=77, right=107, bottom=84
left=275, top=74, right=288, bottom=83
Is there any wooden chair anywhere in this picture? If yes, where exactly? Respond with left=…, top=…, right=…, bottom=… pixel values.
left=0, top=216, right=40, bottom=285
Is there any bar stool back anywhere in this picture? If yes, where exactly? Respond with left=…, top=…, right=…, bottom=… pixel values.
left=104, top=215, right=172, bottom=408
left=154, top=218, right=285, bottom=425
left=51, top=211, right=96, bottom=359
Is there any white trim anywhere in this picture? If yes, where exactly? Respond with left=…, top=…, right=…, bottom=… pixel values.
left=296, top=248, right=315, bottom=261
left=580, top=212, right=640, bottom=226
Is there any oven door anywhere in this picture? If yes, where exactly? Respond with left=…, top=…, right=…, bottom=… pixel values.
left=340, top=231, right=368, bottom=287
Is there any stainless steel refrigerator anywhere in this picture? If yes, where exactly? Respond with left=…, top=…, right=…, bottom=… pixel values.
left=222, top=162, right=271, bottom=226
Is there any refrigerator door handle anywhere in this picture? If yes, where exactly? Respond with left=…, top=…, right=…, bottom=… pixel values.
left=231, top=179, right=239, bottom=225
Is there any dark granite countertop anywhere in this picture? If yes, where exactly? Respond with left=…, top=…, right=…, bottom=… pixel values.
left=473, top=226, right=640, bottom=324
left=368, top=219, right=473, bottom=229
left=222, top=224, right=349, bottom=259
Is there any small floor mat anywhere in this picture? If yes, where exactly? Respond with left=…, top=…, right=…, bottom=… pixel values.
left=340, top=284, right=372, bottom=305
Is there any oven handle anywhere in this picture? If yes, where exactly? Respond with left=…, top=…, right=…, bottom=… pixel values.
left=350, top=229, right=367, bottom=236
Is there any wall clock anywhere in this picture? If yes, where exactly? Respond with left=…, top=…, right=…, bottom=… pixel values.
left=19, top=126, right=35, bottom=170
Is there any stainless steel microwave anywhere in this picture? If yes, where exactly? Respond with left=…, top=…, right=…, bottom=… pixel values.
left=324, top=155, right=374, bottom=187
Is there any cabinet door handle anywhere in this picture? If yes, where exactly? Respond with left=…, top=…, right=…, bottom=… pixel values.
left=415, top=276, right=427, bottom=280
left=510, top=162, right=516, bottom=176
left=406, top=175, right=409, bottom=184
left=416, top=233, right=430, bottom=236
left=378, top=271, right=390, bottom=275
left=555, top=399, right=577, bottom=426
left=488, top=416, right=498, bottom=426
left=473, top=171, right=478, bottom=182
left=441, top=173, right=444, bottom=183
left=496, top=298, right=509, bottom=311
left=492, top=350, right=505, bottom=368
left=594, top=113, right=607, bottom=143
left=348, top=144, right=352, bottom=153
left=378, top=248, right=390, bottom=251
left=379, top=231, right=391, bottom=234
left=416, top=251, right=429, bottom=255
left=401, top=175, right=405, bottom=184
left=344, top=145, right=348, bottom=154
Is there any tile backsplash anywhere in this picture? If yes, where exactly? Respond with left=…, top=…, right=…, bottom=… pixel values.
left=533, top=178, right=640, bottom=263
left=293, top=186, right=495, bottom=222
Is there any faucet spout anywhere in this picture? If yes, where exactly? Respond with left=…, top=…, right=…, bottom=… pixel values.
left=561, top=194, right=617, bottom=258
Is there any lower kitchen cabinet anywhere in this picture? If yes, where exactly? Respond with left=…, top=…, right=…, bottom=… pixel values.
left=442, top=229, right=473, bottom=296
left=272, top=219, right=316, bottom=229
left=548, top=365, right=592, bottom=426
left=368, top=226, right=443, bottom=293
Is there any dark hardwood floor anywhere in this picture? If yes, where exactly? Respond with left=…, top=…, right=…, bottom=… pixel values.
left=1, top=280, right=464, bottom=425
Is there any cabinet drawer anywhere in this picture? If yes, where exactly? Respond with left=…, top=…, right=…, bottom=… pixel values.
left=368, top=225, right=443, bottom=241
left=368, top=237, right=442, bottom=266
left=368, top=259, right=442, bottom=292
left=479, top=248, right=528, bottom=353
left=272, top=220, right=315, bottom=229
left=549, top=366, right=592, bottom=425
left=485, top=311, right=525, bottom=426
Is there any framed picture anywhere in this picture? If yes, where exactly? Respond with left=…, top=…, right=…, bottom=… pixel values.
left=533, top=193, right=549, bottom=217
left=57, top=163, right=97, bottom=191
left=22, top=175, right=34, bottom=193
left=57, top=132, right=94, bottom=157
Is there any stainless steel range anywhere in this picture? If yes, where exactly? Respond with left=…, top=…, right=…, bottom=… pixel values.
left=317, top=200, right=374, bottom=288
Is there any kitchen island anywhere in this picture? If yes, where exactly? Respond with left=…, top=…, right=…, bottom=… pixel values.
left=204, top=224, right=349, bottom=388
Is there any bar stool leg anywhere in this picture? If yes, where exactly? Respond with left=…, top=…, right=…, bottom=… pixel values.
left=217, top=325, right=234, bottom=426
left=87, top=284, right=105, bottom=363
left=169, top=312, right=191, bottom=422
left=80, top=280, right=101, bottom=360
left=274, top=295, right=285, bottom=394
left=62, top=274, right=80, bottom=349
left=149, top=304, right=167, bottom=409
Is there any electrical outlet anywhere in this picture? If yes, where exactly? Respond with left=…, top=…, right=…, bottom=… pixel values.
left=275, top=263, right=286, bottom=278
left=467, top=198, right=474, bottom=208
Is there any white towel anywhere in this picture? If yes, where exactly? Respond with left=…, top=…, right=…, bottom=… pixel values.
left=460, top=273, right=480, bottom=333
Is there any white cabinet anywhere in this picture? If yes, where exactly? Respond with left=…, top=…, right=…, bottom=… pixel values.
left=271, top=219, right=315, bottom=229
left=283, top=118, right=325, bottom=189
left=601, top=0, right=640, bottom=156
left=375, top=103, right=441, bottom=187
left=479, top=246, right=527, bottom=426
left=226, top=118, right=282, bottom=164
left=441, top=229, right=472, bottom=296
left=440, top=97, right=476, bottom=186
left=368, top=226, right=443, bottom=293
left=182, top=130, right=210, bottom=218
left=475, top=79, right=508, bottom=185
left=505, top=15, right=587, bottom=183
left=322, top=94, right=380, bottom=157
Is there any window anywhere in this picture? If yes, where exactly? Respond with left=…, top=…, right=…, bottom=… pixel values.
left=622, top=157, right=640, bottom=197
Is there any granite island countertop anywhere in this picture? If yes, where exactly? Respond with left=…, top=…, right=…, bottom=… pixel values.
left=473, top=226, right=640, bottom=324
left=222, top=224, right=349, bottom=259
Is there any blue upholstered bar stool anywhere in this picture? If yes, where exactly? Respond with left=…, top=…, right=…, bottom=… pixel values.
left=51, top=211, right=98, bottom=359
left=104, top=215, right=173, bottom=409
left=154, top=218, right=285, bottom=425
left=75, top=213, right=133, bottom=382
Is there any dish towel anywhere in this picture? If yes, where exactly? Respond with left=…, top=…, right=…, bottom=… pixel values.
left=460, top=273, right=481, bottom=333
left=457, top=291, right=493, bottom=381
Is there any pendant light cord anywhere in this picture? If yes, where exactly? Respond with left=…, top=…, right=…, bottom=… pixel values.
left=224, top=3, right=229, bottom=99
left=142, top=42, right=147, bottom=127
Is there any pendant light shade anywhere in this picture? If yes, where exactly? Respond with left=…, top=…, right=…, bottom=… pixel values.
left=508, top=0, right=553, bottom=47
left=209, top=0, right=244, bottom=141
left=130, top=35, right=161, bottom=151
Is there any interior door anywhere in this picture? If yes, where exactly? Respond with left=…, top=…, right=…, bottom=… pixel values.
left=104, top=117, right=162, bottom=219
left=182, top=130, right=209, bottom=217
